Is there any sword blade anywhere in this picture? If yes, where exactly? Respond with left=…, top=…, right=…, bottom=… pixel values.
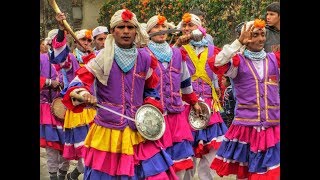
left=149, top=29, right=181, bottom=37
left=96, top=104, right=135, bottom=122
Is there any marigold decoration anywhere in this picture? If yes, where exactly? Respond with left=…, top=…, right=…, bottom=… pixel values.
left=142, top=0, right=149, bottom=7
left=254, top=19, right=266, bottom=29
left=157, top=15, right=166, bottom=25
left=182, top=13, right=191, bottom=23
left=85, top=30, right=92, bottom=39
left=121, top=9, right=133, bottom=21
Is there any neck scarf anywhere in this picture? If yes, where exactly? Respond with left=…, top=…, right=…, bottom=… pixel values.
left=243, top=49, right=266, bottom=61
left=114, top=44, right=138, bottom=73
left=190, top=38, right=209, bottom=47
left=74, top=48, right=86, bottom=63
left=148, top=41, right=172, bottom=63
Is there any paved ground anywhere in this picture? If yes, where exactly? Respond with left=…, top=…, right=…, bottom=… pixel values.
left=40, top=148, right=84, bottom=180
left=40, top=148, right=236, bottom=180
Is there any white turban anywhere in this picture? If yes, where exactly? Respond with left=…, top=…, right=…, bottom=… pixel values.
left=45, top=29, right=58, bottom=45
left=110, top=9, right=149, bottom=46
left=241, top=20, right=266, bottom=34
left=140, top=23, right=147, bottom=32
left=176, top=21, right=182, bottom=30
left=74, top=29, right=93, bottom=40
left=146, top=15, right=176, bottom=33
left=86, top=9, right=148, bottom=86
left=179, top=13, right=202, bottom=28
left=92, top=26, right=109, bottom=38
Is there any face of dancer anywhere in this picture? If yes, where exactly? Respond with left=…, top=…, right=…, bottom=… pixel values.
left=40, top=40, right=49, bottom=54
left=181, top=21, right=198, bottom=35
left=246, top=28, right=266, bottom=52
left=94, top=33, right=108, bottom=50
left=77, top=37, right=93, bottom=52
left=149, top=24, right=168, bottom=43
left=111, top=21, right=137, bottom=49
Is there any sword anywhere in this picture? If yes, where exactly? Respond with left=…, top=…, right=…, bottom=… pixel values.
left=95, top=104, right=135, bottom=122
left=149, top=29, right=181, bottom=37
left=70, top=90, right=165, bottom=140
left=70, top=90, right=135, bottom=121
left=97, top=104, right=157, bottom=130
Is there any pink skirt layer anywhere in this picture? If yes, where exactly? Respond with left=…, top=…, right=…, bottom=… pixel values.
left=225, top=124, right=280, bottom=152
left=159, top=112, right=194, bottom=148
left=40, top=103, right=64, bottom=126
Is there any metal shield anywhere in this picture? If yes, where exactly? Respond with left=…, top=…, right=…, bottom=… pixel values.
left=188, top=101, right=212, bottom=130
left=135, top=104, right=165, bottom=141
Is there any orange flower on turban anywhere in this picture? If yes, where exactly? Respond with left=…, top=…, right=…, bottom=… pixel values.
left=157, top=15, right=166, bottom=25
left=182, top=13, right=191, bottom=23
left=85, top=30, right=92, bottom=39
left=121, top=9, right=133, bottom=21
left=254, top=19, right=266, bottom=29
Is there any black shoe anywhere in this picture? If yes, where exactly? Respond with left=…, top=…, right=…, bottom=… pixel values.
left=58, top=169, right=67, bottom=180
left=50, top=177, right=58, bottom=180
left=58, top=175, right=66, bottom=180
left=66, top=172, right=79, bottom=180
left=49, top=172, right=58, bottom=180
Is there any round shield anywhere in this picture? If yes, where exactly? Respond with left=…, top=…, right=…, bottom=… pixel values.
left=188, top=101, right=212, bottom=130
left=51, top=97, right=66, bottom=122
left=135, top=104, right=165, bottom=141
left=191, top=29, right=204, bottom=42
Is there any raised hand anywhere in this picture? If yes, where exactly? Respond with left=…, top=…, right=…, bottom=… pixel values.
left=238, top=22, right=254, bottom=45
left=175, top=34, right=192, bottom=47
left=192, top=102, right=202, bottom=118
left=55, top=12, right=66, bottom=30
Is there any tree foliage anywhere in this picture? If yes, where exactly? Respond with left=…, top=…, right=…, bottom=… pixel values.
left=97, top=0, right=279, bottom=47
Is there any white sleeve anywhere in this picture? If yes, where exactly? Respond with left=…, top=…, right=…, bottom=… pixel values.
left=215, top=39, right=244, bottom=66
left=225, top=63, right=239, bottom=79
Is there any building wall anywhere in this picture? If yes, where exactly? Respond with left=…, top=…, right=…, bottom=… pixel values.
left=81, top=0, right=106, bottom=30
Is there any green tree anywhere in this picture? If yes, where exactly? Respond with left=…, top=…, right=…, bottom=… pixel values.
left=97, top=0, right=279, bottom=47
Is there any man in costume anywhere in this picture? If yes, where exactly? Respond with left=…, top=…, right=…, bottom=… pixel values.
left=144, top=14, right=201, bottom=179
left=174, top=13, right=227, bottom=180
left=209, top=19, right=280, bottom=180
left=61, top=9, right=178, bottom=179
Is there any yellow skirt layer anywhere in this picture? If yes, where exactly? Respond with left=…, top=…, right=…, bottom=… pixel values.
left=84, top=124, right=145, bottom=155
left=64, top=108, right=96, bottom=128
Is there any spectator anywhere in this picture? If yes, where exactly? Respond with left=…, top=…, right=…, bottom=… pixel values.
left=92, top=26, right=109, bottom=54
left=220, top=75, right=235, bottom=128
left=264, top=2, right=280, bottom=52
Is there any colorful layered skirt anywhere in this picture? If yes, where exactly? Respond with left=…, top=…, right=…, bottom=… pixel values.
left=40, top=102, right=65, bottom=151
left=83, top=123, right=179, bottom=179
left=210, top=124, right=280, bottom=179
left=159, top=112, right=195, bottom=172
left=63, top=107, right=96, bottom=160
left=184, top=98, right=228, bottom=158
